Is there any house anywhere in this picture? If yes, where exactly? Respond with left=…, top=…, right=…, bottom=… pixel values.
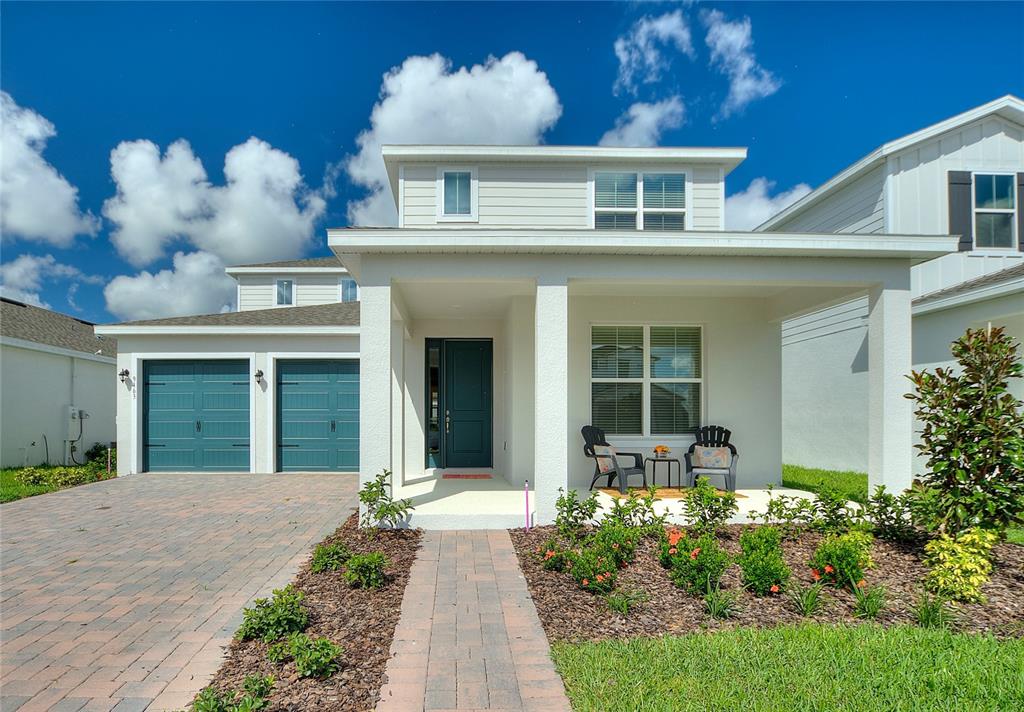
left=760, top=96, right=1024, bottom=475
left=97, top=144, right=957, bottom=528
left=1, top=297, right=117, bottom=467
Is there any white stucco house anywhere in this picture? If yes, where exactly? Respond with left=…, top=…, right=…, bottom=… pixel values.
left=761, top=95, right=1024, bottom=475
left=1, top=297, right=117, bottom=467
left=97, top=143, right=958, bottom=528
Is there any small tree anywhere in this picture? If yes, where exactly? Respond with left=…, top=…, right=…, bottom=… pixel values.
left=359, top=470, right=413, bottom=534
left=906, top=326, right=1024, bottom=535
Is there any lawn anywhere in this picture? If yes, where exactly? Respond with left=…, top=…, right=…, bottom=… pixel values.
left=0, top=465, right=113, bottom=503
left=551, top=624, right=1024, bottom=711
left=782, top=463, right=868, bottom=504
left=0, top=468, right=58, bottom=503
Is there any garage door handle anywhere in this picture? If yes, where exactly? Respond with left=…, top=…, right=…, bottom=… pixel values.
left=331, top=420, right=336, bottom=432
left=231, top=444, right=248, bottom=447
left=280, top=444, right=299, bottom=448
left=146, top=443, right=165, bottom=447
left=196, top=420, right=201, bottom=432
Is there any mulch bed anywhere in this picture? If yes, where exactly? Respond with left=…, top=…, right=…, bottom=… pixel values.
left=203, top=515, right=422, bottom=711
left=509, top=525, right=1024, bottom=644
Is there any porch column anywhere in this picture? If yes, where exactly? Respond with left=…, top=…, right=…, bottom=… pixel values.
left=360, top=283, right=392, bottom=513
left=534, top=279, right=569, bottom=524
left=867, top=280, right=913, bottom=493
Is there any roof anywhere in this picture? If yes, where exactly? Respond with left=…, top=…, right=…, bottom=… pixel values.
left=381, top=144, right=749, bottom=213
left=914, top=262, right=1024, bottom=313
left=228, top=256, right=342, bottom=269
left=758, top=95, right=1024, bottom=231
left=94, top=301, right=359, bottom=335
left=225, top=256, right=347, bottom=275
left=0, top=297, right=117, bottom=359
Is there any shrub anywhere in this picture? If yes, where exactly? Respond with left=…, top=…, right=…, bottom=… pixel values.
left=669, top=533, right=732, bottom=595
left=923, top=528, right=998, bottom=603
left=808, top=532, right=873, bottom=589
left=84, top=443, right=115, bottom=470
left=310, top=542, right=352, bottom=573
left=555, top=488, right=599, bottom=539
left=193, top=675, right=274, bottom=712
left=737, top=527, right=790, bottom=596
left=683, top=477, right=738, bottom=536
left=601, top=485, right=666, bottom=535
left=344, top=552, right=388, bottom=589
left=535, top=537, right=569, bottom=572
left=566, top=547, right=617, bottom=594
left=236, top=585, right=308, bottom=643
left=605, top=588, right=649, bottom=616
left=913, top=591, right=955, bottom=629
left=851, top=581, right=887, bottom=620
left=755, top=488, right=817, bottom=539
left=591, top=521, right=639, bottom=568
left=703, top=584, right=741, bottom=620
left=865, top=485, right=919, bottom=542
left=788, top=582, right=826, bottom=616
left=359, top=469, right=413, bottom=532
left=813, top=485, right=858, bottom=533
left=15, top=466, right=99, bottom=488
left=267, top=632, right=342, bottom=679
left=906, top=326, right=1024, bottom=535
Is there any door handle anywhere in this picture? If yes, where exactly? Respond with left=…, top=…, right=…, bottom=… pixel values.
left=330, top=420, right=336, bottom=433
left=445, top=410, right=451, bottom=433
left=196, top=420, right=201, bottom=432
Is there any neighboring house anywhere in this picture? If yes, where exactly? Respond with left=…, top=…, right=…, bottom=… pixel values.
left=98, top=144, right=957, bottom=528
left=1, top=297, right=117, bottom=467
left=760, top=95, right=1024, bottom=475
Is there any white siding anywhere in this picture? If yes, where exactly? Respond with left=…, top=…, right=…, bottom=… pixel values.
left=402, top=165, right=436, bottom=227
left=295, top=274, right=341, bottom=306
left=236, top=273, right=350, bottom=311
left=691, top=165, right=724, bottom=230
left=773, top=164, right=886, bottom=234
left=237, top=275, right=274, bottom=311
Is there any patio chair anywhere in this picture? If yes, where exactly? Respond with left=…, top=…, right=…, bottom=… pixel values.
left=582, top=426, right=647, bottom=494
left=684, top=425, right=739, bottom=492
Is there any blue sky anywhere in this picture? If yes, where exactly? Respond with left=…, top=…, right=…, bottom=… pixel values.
left=1, top=1, right=1022, bottom=323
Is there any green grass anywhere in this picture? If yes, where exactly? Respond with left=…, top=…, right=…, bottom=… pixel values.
left=551, top=624, right=1024, bottom=711
left=1007, top=528, right=1024, bottom=546
left=0, top=468, right=59, bottom=503
left=782, top=464, right=868, bottom=504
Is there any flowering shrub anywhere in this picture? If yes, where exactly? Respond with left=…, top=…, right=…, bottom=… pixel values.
left=669, top=533, right=732, bottom=595
left=555, top=488, right=600, bottom=539
left=808, top=532, right=874, bottom=589
left=566, top=548, right=617, bottom=593
left=591, top=521, right=639, bottom=568
left=535, top=537, right=569, bottom=572
left=755, top=488, right=817, bottom=539
left=659, top=527, right=687, bottom=568
left=601, top=485, right=666, bottom=535
left=923, top=528, right=998, bottom=603
left=737, top=526, right=790, bottom=596
left=682, top=477, right=738, bottom=536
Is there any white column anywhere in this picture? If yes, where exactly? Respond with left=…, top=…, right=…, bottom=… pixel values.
left=390, top=318, right=405, bottom=486
left=534, top=279, right=569, bottom=524
left=867, top=281, right=913, bottom=493
left=359, top=283, right=393, bottom=513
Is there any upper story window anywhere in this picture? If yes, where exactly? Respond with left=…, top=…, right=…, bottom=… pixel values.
left=974, top=174, right=1017, bottom=249
left=436, top=167, right=478, bottom=221
left=340, top=278, right=358, bottom=302
left=593, top=171, right=686, bottom=230
left=275, top=279, right=294, bottom=306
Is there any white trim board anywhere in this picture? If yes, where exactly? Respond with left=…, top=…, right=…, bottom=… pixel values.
left=0, top=336, right=116, bottom=365
left=96, top=325, right=360, bottom=336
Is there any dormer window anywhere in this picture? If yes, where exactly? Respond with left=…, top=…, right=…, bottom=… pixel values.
left=974, top=174, right=1016, bottom=249
left=437, top=167, right=478, bottom=221
left=593, top=171, right=686, bottom=230
left=340, top=278, right=357, bottom=302
left=275, top=279, right=294, bottom=306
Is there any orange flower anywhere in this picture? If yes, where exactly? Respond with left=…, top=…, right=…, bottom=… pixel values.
left=690, top=547, right=701, bottom=560
left=824, top=565, right=834, bottom=574
left=668, top=547, right=677, bottom=555
left=811, top=569, right=821, bottom=581
left=667, top=530, right=683, bottom=546
left=544, top=550, right=555, bottom=560
left=770, top=585, right=780, bottom=593
left=582, top=579, right=589, bottom=586
left=857, top=580, right=866, bottom=588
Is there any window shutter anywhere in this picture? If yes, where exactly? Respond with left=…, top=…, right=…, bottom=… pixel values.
left=1018, top=173, right=1024, bottom=252
left=948, top=171, right=973, bottom=252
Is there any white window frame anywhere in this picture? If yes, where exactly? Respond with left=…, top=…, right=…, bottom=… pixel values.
left=971, top=171, right=1018, bottom=251
left=588, top=168, right=691, bottom=231
left=435, top=166, right=479, bottom=222
left=590, top=323, right=705, bottom=437
left=274, top=278, right=295, bottom=307
left=338, top=277, right=359, bottom=303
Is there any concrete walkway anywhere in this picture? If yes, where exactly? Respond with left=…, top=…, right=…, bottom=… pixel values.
left=377, top=530, right=570, bottom=712
left=0, top=473, right=356, bottom=712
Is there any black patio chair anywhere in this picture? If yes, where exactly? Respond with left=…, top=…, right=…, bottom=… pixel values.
left=582, top=425, right=647, bottom=494
left=684, top=425, right=739, bottom=491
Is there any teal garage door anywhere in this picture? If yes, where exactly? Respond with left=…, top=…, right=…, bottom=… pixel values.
left=143, top=360, right=250, bottom=472
left=277, top=360, right=359, bottom=472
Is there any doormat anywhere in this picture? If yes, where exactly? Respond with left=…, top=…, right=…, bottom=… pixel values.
left=442, top=474, right=493, bottom=479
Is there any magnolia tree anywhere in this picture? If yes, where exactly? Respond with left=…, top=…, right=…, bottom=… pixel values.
left=906, top=326, right=1024, bottom=535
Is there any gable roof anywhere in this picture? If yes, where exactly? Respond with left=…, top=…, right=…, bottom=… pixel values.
left=229, top=256, right=342, bottom=269
left=94, top=301, right=359, bottom=335
left=758, top=95, right=1024, bottom=231
left=913, top=262, right=1024, bottom=313
left=0, top=297, right=117, bottom=358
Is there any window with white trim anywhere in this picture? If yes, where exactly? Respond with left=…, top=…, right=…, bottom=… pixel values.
left=591, top=325, right=702, bottom=436
left=340, top=278, right=358, bottom=302
left=974, top=174, right=1017, bottom=248
left=593, top=171, right=686, bottom=230
left=275, top=279, right=294, bottom=306
left=436, top=167, right=478, bottom=221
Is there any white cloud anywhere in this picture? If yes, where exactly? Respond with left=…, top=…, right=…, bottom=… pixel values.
left=599, top=96, right=685, bottom=147
left=614, top=10, right=695, bottom=96
left=702, top=9, right=781, bottom=119
left=346, top=52, right=562, bottom=226
left=103, top=250, right=237, bottom=321
left=103, top=137, right=325, bottom=267
left=0, top=92, right=99, bottom=246
left=0, top=252, right=103, bottom=308
left=725, top=177, right=812, bottom=230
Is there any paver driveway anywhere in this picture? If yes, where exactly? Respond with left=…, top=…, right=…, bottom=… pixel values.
left=0, top=473, right=357, bottom=711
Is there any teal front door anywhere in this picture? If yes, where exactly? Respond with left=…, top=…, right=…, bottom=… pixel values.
left=143, top=360, right=250, bottom=472
left=277, top=360, right=359, bottom=471
left=442, top=340, right=492, bottom=468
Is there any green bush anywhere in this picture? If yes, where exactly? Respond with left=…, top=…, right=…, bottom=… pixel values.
left=812, top=485, right=858, bottom=533
left=808, top=532, right=873, bottom=589
left=605, top=588, right=648, bottom=616
left=267, top=632, right=343, bottom=679
left=601, top=485, right=666, bottom=535
left=555, top=487, right=600, bottom=539
left=852, top=582, right=887, bottom=620
left=737, top=527, right=790, bottom=596
left=913, top=591, right=955, bottom=629
left=591, top=521, right=639, bottom=568
left=536, top=536, right=569, bottom=572
left=236, top=585, right=309, bottom=643
left=359, top=469, right=413, bottom=532
left=193, top=674, right=274, bottom=712
left=755, top=488, right=818, bottom=539
left=683, top=477, right=739, bottom=536
left=923, top=528, right=998, bottom=603
left=669, top=533, right=732, bottom=595
left=566, top=547, right=617, bottom=594
left=15, top=465, right=100, bottom=488
left=344, top=552, right=388, bottom=588
left=787, top=582, right=826, bottom=617
left=310, top=542, right=352, bottom=573
left=704, top=585, right=741, bottom=620
left=865, top=485, right=919, bottom=542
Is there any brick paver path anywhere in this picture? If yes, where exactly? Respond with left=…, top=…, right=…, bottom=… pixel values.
left=0, top=473, right=356, bottom=712
left=377, top=530, right=570, bottom=712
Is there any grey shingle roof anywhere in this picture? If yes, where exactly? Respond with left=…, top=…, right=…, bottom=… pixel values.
left=914, top=262, right=1024, bottom=306
left=1, top=298, right=117, bottom=357
left=110, top=301, right=360, bottom=328
left=230, top=256, right=342, bottom=269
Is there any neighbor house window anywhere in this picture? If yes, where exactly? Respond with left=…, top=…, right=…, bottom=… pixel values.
left=437, top=167, right=477, bottom=220
left=275, top=279, right=294, bottom=306
left=591, top=325, right=702, bottom=436
left=340, top=278, right=358, bottom=302
left=593, top=171, right=686, bottom=230
left=974, top=174, right=1016, bottom=248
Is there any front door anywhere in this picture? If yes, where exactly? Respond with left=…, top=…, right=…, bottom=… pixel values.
left=427, top=339, right=492, bottom=468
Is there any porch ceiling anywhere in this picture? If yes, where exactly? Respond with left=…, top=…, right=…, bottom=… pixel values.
left=396, top=280, right=534, bottom=319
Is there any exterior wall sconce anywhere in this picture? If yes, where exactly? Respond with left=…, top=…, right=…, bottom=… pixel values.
left=254, top=369, right=264, bottom=383
left=118, top=369, right=130, bottom=384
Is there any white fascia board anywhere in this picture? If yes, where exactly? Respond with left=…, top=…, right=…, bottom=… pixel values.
left=224, top=266, right=349, bottom=275
left=913, top=275, right=1024, bottom=315
left=328, top=228, right=958, bottom=261
left=0, top=336, right=117, bottom=365
left=94, top=325, right=360, bottom=336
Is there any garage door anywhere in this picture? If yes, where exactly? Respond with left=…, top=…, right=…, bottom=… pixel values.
left=277, top=360, right=359, bottom=472
left=143, top=360, right=250, bottom=472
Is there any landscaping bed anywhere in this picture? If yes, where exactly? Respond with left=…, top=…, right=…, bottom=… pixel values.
left=510, top=523, right=1024, bottom=643
left=201, top=514, right=421, bottom=711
